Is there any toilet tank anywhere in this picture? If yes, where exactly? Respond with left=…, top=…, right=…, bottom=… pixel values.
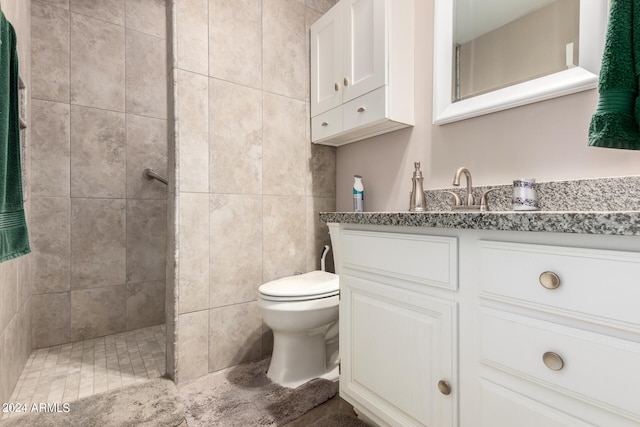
left=327, top=222, right=340, bottom=274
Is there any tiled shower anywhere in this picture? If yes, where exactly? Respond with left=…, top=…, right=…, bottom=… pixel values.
left=1, top=0, right=338, bottom=406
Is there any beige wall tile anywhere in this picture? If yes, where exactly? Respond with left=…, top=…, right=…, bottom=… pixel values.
left=262, top=195, right=306, bottom=282
left=70, top=0, right=125, bottom=25
left=262, top=93, right=308, bottom=196
left=176, top=0, right=208, bottom=74
left=0, top=335, right=6, bottom=403
left=208, top=0, right=261, bottom=88
left=126, top=30, right=168, bottom=119
left=70, top=286, right=126, bottom=341
left=209, top=194, right=262, bottom=308
left=16, top=255, right=32, bottom=310
left=263, top=0, right=307, bottom=100
left=178, top=193, right=209, bottom=314
left=70, top=13, right=125, bottom=111
left=307, top=144, right=336, bottom=198
left=126, top=114, right=168, bottom=199
left=209, top=79, right=262, bottom=194
left=31, top=197, right=71, bottom=294
left=32, top=292, right=70, bottom=348
left=177, top=70, right=209, bottom=192
left=305, top=0, right=338, bottom=14
left=37, top=0, right=70, bottom=9
left=31, top=2, right=70, bottom=103
left=208, top=302, right=262, bottom=372
left=31, top=100, right=70, bottom=198
left=70, top=105, right=126, bottom=198
left=126, top=199, right=167, bottom=283
left=306, top=197, right=336, bottom=272
left=70, top=198, right=126, bottom=290
left=0, top=261, right=18, bottom=333
left=176, top=310, right=208, bottom=382
left=126, top=0, right=167, bottom=39
left=126, top=281, right=165, bottom=330
left=2, top=309, right=30, bottom=400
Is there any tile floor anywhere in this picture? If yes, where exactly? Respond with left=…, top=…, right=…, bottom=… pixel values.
left=3, top=325, right=166, bottom=420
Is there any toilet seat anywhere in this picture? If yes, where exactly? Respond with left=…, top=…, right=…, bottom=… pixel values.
left=259, top=271, right=339, bottom=302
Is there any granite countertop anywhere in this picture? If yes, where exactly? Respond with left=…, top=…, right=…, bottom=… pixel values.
left=320, top=177, right=640, bottom=236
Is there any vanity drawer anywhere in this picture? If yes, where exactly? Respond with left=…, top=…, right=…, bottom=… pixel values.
left=311, top=106, right=343, bottom=141
left=342, top=86, right=387, bottom=132
left=340, top=230, right=458, bottom=290
left=477, top=241, right=640, bottom=330
left=479, top=308, right=640, bottom=421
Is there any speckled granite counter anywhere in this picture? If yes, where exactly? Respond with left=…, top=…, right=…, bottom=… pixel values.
left=321, top=176, right=640, bottom=236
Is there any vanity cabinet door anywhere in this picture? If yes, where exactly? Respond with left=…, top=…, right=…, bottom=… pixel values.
left=340, top=275, right=456, bottom=427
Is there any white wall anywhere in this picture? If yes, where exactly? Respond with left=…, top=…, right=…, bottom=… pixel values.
left=336, top=1, right=640, bottom=212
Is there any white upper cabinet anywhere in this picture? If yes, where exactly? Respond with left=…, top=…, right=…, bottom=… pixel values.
left=310, top=0, right=414, bottom=146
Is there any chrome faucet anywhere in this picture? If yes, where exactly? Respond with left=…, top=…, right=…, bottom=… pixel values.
left=452, top=167, right=474, bottom=206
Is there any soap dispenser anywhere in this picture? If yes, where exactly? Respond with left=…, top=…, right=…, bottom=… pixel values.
left=409, top=162, right=427, bottom=212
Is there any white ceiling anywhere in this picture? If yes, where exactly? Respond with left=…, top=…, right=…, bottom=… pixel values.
left=455, top=0, right=556, bottom=44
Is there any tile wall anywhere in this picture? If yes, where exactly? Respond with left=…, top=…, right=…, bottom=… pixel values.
left=29, top=0, right=168, bottom=349
left=0, top=0, right=33, bottom=405
left=167, top=0, right=338, bottom=382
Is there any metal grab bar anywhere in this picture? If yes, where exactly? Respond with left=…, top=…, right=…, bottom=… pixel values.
left=142, top=168, right=168, bottom=185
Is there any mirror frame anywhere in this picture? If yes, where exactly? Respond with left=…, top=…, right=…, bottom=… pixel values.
left=433, top=0, right=608, bottom=125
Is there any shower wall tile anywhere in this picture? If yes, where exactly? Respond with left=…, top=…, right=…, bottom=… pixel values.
left=70, top=0, right=125, bottom=25
left=70, top=286, right=126, bottom=341
left=126, top=0, right=167, bottom=39
left=32, top=292, right=70, bottom=348
left=126, top=199, right=167, bottom=284
left=176, top=310, right=209, bottom=382
left=37, top=0, right=70, bottom=9
left=209, top=79, right=262, bottom=195
left=70, top=13, right=125, bottom=111
left=262, top=195, right=306, bottom=282
left=263, top=0, right=308, bottom=100
left=126, top=281, right=165, bottom=330
left=30, top=100, right=71, bottom=197
left=208, top=0, right=262, bottom=88
left=2, top=308, right=30, bottom=401
left=178, top=193, right=209, bottom=314
left=305, top=0, right=338, bottom=14
left=175, top=0, right=208, bottom=74
left=126, top=30, right=168, bottom=119
left=31, top=2, right=70, bottom=103
left=70, top=198, right=126, bottom=290
left=70, top=106, right=126, bottom=198
left=177, top=70, right=209, bottom=193
left=262, top=93, right=307, bottom=196
left=208, top=302, right=262, bottom=372
left=31, top=197, right=71, bottom=294
left=306, top=197, right=336, bottom=272
left=0, top=260, right=18, bottom=333
left=126, top=114, right=168, bottom=199
left=17, top=255, right=32, bottom=310
left=209, top=194, right=262, bottom=308
left=307, top=144, right=336, bottom=198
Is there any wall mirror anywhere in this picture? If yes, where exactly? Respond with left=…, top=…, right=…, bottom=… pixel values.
left=433, top=0, right=608, bottom=124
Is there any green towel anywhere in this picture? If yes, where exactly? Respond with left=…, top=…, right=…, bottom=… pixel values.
left=588, top=0, right=640, bottom=149
left=0, top=11, right=30, bottom=262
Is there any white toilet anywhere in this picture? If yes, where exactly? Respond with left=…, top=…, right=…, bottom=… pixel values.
left=258, top=222, right=341, bottom=388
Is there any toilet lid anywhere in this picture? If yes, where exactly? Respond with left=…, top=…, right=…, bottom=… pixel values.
left=259, top=270, right=339, bottom=301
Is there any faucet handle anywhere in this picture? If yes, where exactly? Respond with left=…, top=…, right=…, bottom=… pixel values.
left=445, top=191, right=462, bottom=207
left=479, top=188, right=497, bottom=212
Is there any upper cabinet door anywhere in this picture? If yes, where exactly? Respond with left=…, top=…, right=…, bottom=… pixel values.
left=311, top=3, right=343, bottom=117
left=342, top=0, right=386, bottom=103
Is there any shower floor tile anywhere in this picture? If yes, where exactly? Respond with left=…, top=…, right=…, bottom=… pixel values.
left=3, top=324, right=166, bottom=420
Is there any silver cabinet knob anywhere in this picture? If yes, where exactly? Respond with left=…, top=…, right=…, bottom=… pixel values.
left=344, top=77, right=349, bottom=86
left=334, top=82, right=339, bottom=91
left=542, top=351, right=564, bottom=371
left=539, top=271, right=560, bottom=290
left=357, top=107, right=366, bottom=113
left=321, top=122, right=328, bottom=127
left=437, top=380, right=451, bottom=395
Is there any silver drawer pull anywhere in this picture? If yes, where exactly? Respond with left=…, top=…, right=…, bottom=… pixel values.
left=357, top=107, right=366, bottom=113
left=437, top=380, right=451, bottom=395
left=539, top=271, right=560, bottom=290
left=542, top=351, right=564, bottom=371
left=321, top=122, right=328, bottom=127
left=334, top=82, right=339, bottom=91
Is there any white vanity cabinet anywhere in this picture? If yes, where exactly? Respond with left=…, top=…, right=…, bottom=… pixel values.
left=310, top=0, right=414, bottom=146
left=338, top=230, right=458, bottom=427
left=336, top=224, right=640, bottom=427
